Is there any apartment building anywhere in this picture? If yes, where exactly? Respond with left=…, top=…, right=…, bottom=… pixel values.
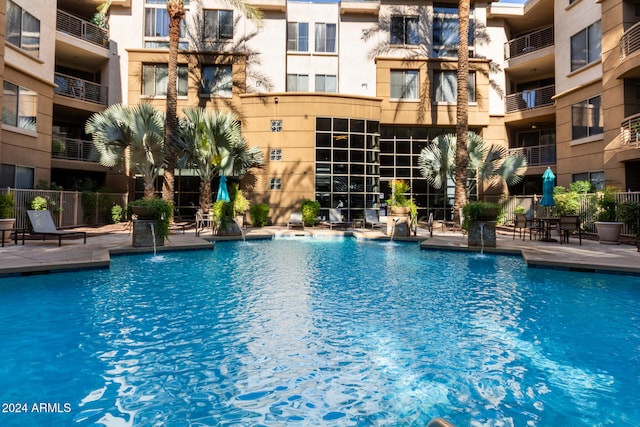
left=2, top=0, right=639, bottom=224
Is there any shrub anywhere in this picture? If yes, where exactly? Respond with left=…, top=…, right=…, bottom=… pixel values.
left=0, top=193, right=14, bottom=218
left=301, top=199, right=320, bottom=226
left=127, top=198, right=174, bottom=240
left=596, top=187, right=618, bottom=222
left=229, top=184, right=250, bottom=216
left=31, top=196, right=48, bottom=211
left=619, top=201, right=640, bottom=239
left=462, top=201, right=500, bottom=230
left=111, top=205, right=124, bottom=224
left=569, top=180, right=594, bottom=194
left=552, top=186, right=581, bottom=216
left=250, top=203, right=269, bottom=227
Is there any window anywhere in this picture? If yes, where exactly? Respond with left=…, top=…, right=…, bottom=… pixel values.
left=200, top=65, right=232, bottom=97
left=271, top=120, right=282, bottom=132
left=571, top=95, right=603, bottom=139
left=571, top=21, right=601, bottom=71
left=315, top=75, right=337, bottom=93
left=204, top=10, right=233, bottom=40
left=144, top=2, right=189, bottom=49
left=433, top=71, right=476, bottom=103
left=390, top=16, right=419, bottom=45
left=142, top=64, right=188, bottom=97
left=315, top=23, right=336, bottom=52
left=573, top=171, right=604, bottom=190
left=287, top=22, right=309, bottom=52
left=269, top=178, right=282, bottom=190
left=7, top=0, right=40, bottom=57
left=432, top=3, right=474, bottom=58
left=270, top=148, right=282, bottom=161
left=0, top=164, right=34, bottom=188
left=287, top=74, right=309, bottom=92
left=2, top=81, right=37, bottom=131
left=390, top=70, right=418, bottom=99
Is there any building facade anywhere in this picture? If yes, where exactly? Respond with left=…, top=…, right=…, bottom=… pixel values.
left=1, top=0, right=639, bottom=224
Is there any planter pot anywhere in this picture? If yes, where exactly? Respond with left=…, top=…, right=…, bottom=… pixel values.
left=386, top=216, right=410, bottom=237
left=595, top=221, right=623, bottom=245
left=131, top=206, right=156, bottom=220
left=467, top=221, right=497, bottom=248
left=389, top=206, right=410, bottom=216
left=132, top=219, right=165, bottom=247
left=0, top=218, right=16, bottom=243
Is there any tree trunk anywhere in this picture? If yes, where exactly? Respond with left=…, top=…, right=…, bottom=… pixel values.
left=162, top=0, right=185, bottom=205
left=200, top=179, right=212, bottom=213
left=454, top=0, right=470, bottom=225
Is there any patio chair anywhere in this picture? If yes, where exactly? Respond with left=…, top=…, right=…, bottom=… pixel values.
left=513, top=213, right=542, bottom=240
left=195, top=209, right=213, bottom=236
left=364, top=209, right=385, bottom=229
left=558, top=215, right=582, bottom=245
left=26, top=210, right=87, bottom=247
left=328, top=208, right=349, bottom=229
left=287, top=211, right=304, bottom=229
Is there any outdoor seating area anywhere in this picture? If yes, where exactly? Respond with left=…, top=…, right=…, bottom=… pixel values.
left=511, top=214, right=582, bottom=245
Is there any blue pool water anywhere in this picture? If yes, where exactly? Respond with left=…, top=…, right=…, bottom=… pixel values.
left=0, top=238, right=639, bottom=427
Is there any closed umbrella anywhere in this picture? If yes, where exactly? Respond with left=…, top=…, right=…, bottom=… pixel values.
left=216, top=174, right=230, bottom=203
left=540, top=167, right=555, bottom=207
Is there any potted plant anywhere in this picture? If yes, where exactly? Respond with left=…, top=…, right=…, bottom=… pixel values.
left=619, top=200, right=640, bottom=251
left=462, top=201, right=501, bottom=248
left=0, top=192, right=15, bottom=243
left=301, top=199, right=320, bottom=227
left=386, top=179, right=412, bottom=215
left=231, top=184, right=250, bottom=229
left=594, top=187, right=623, bottom=245
left=128, top=198, right=174, bottom=246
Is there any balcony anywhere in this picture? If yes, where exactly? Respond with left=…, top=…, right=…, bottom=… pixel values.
left=505, top=84, right=555, bottom=114
left=57, top=10, right=108, bottom=48
left=504, top=25, right=554, bottom=61
left=508, top=145, right=556, bottom=167
left=54, top=73, right=107, bottom=105
left=620, top=113, right=640, bottom=146
left=52, top=136, right=98, bottom=163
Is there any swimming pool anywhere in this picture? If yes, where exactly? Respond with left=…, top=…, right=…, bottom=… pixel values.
left=0, top=238, right=638, bottom=426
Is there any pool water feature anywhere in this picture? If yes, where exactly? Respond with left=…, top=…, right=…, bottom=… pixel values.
left=0, top=238, right=639, bottom=426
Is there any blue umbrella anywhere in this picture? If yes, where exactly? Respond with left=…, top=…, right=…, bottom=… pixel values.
left=540, top=167, right=555, bottom=207
left=216, top=174, right=230, bottom=203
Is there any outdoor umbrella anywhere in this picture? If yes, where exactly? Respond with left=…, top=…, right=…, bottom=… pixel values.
left=540, top=167, right=555, bottom=207
left=216, top=174, right=231, bottom=203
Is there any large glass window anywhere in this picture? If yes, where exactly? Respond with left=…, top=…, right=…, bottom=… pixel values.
left=0, top=164, right=34, bottom=188
left=7, top=0, right=40, bottom=57
left=570, top=21, right=601, bottom=71
left=287, top=22, right=309, bottom=52
left=142, top=64, right=188, bottom=97
left=390, top=16, right=419, bottom=45
left=287, top=74, right=309, bottom=92
left=204, top=10, right=233, bottom=40
left=315, top=75, right=337, bottom=93
left=571, top=95, right=603, bottom=139
left=200, top=65, right=232, bottom=97
left=432, top=3, right=474, bottom=58
left=315, top=23, right=336, bottom=53
left=390, top=70, right=418, bottom=99
left=433, top=71, right=475, bottom=103
left=2, top=81, right=37, bottom=131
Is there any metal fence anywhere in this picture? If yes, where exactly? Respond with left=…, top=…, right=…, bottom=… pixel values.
left=0, top=188, right=128, bottom=230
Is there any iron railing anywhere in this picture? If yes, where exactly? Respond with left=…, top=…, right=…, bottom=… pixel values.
left=52, top=136, right=99, bottom=163
left=54, top=73, right=107, bottom=105
left=504, top=25, right=554, bottom=60
left=620, top=113, right=640, bottom=145
left=508, top=145, right=556, bottom=167
left=0, top=188, right=127, bottom=230
left=505, top=84, right=555, bottom=113
left=56, top=10, right=109, bottom=48
left=620, top=21, right=640, bottom=60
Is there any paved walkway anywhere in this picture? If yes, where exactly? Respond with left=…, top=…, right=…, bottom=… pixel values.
left=0, top=221, right=638, bottom=276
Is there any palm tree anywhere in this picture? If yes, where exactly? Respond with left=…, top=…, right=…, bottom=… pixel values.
left=454, top=0, right=471, bottom=225
left=418, top=131, right=527, bottom=197
left=175, top=108, right=241, bottom=212
left=85, top=103, right=165, bottom=199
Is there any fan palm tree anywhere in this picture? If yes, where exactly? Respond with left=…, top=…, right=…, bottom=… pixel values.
left=85, top=103, right=165, bottom=199
left=418, top=131, right=527, bottom=195
left=175, top=108, right=242, bottom=212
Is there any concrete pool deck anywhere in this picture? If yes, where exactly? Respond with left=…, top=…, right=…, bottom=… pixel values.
left=0, top=221, right=638, bottom=276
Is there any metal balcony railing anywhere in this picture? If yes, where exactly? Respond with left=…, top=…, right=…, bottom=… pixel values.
left=505, top=84, right=555, bottom=113
left=508, top=144, right=556, bottom=167
left=56, top=10, right=109, bottom=48
left=52, top=136, right=99, bottom=163
left=620, top=21, right=640, bottom=60
left=620, top=113, right=640, bottom=145
left=504, top=25, right=554, bottom=60
left=54, top=73, right=107, bottom=105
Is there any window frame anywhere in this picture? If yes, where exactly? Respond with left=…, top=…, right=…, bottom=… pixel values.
left=287, top=74, right=309, bottom=92
left=287, top=22, right=309, bottom=52
left=315, top=74, right=337, bottom=93
left=432, top=3, right=475, bottom=58
left=390, top=70, right=419, bottom=100
left=144, top=1, right=189, bottom=49
left=570, top=20, right=601, bottom=72
left=200, top=64, right=233, bottom=97
left=2, top=81, right=38, bottom=132
left=390, top=15, right=419, bottom=46
left=315, top=23, right=337, bottom=53
left=203, top=9, right=233, bottom=41
left=142, top=64, right=189, bottom=98
left=6, top=0, right=40, bottom=57
left=433, top=70, right=476, bottom=103
left=571, top=95, right=603, bottom=140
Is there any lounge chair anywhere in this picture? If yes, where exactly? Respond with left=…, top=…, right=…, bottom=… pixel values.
left=328, top=208, right=349, bottom=229
left=287, top=211, right=304, bottom=229
left=27, top=210, right=87, bottom=246
left=364, top=209, right=385, bottom=229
